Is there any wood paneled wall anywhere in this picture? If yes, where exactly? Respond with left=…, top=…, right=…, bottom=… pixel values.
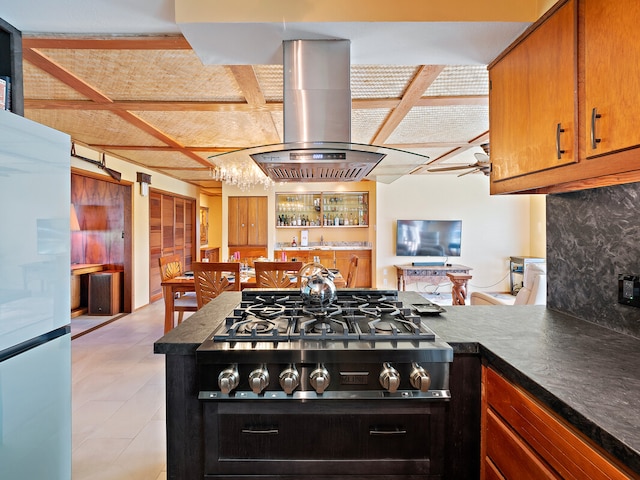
left=71, top=170, right=132, bottom=312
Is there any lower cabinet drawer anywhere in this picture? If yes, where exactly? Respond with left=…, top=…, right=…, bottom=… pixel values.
left=483, top=367, right=632, bottom=480
left=485, top=408, right=557, bottom=480
left=203, top=400, right=446, bottom=477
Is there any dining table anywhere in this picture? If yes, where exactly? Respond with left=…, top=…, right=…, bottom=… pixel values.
left=160, top=268, right=347, bottom=333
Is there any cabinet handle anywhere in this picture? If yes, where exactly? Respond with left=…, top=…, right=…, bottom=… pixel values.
left=369, top=428, right=407, bottom=436
left=241, top=428, right=279, bottom=435
left=591, top=107, right=602, bottom=150
left=555, top=123, right=566, bottom=160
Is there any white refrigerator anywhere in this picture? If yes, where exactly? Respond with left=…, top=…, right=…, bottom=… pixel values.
left=0, top=110, right=71, bottom=478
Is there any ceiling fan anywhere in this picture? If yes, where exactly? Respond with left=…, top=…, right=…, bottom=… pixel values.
left=427, top=143, right=491, bottom=177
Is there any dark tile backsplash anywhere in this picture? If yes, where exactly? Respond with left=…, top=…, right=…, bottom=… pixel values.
left=546, top=182, right=640, bottom=339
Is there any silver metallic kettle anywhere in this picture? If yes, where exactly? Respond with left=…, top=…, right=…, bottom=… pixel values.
left=299, top=262, right=337, bottom=308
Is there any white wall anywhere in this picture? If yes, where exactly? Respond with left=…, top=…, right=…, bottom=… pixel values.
left=376, top=174, right=541, bottom=294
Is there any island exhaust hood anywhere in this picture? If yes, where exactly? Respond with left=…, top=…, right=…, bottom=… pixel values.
left=208, top=39, right=429, bottom=183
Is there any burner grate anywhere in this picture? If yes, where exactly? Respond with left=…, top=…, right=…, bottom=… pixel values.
left=212, top=290, right=438, bottom=343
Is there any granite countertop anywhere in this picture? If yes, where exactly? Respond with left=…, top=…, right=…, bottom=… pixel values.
left=154, top=290, right=640, bottom=475
left=397, top=291, right=640, bottom=476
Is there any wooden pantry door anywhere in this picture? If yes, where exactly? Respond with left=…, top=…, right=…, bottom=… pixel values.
left=149, top=190, right=196, bottom=302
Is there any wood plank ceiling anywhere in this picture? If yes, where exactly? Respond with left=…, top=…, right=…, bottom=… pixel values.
left=21, top=35, right=490, bottom=194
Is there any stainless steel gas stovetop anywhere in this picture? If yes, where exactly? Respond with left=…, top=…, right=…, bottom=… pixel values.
left=197, top=289, right=452, bottom=400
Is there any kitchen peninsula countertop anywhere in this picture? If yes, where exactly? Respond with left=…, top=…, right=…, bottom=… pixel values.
left=154, top=290, right=640, bottom=476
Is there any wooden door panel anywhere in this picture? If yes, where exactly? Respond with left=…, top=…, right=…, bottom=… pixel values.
left=228, top=196, right=240, bottom=246
left=490, top=0, right=576, bottom=181
left=585, top=0, right=640, bottom=157
left=162, top=195, right=175, bottom=254
left=256, top=196, right=268, bottom=245
left=149, top=192, right=196, bottom=303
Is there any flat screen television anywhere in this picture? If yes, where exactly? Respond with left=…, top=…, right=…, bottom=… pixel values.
left=396, top=220, right=462, bottom=257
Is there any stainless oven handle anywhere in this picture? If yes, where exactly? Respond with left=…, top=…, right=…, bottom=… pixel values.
left=369, top=428, right=407, bottom=436
left=241, top=428, right=279, bottom=435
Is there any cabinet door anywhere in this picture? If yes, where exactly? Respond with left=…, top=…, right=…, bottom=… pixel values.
left=584, top=0, right=640, bottom=158
left=307, top=249, right=334, bottom=268
left=229, top=196, right=267, bottom=247
left=228, top=196, right=242, bottom=246
left=489, top=0, right=577, bottom=181
left=247, top=196, right=268, bottom=245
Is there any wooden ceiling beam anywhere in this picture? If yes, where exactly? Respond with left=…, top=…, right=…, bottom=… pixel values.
left=353, top=95, right=487, bottom=110
left=371, top=65, right=446, bottom=144
left=95, top=145, right=238, bottom=153
left=24, top=99, right=282, bottom=112
left=25, top=95, right=487, bottom=112
left=228, top=65, right=281, bottom=143
left=23, top=35, right=192, bottom=50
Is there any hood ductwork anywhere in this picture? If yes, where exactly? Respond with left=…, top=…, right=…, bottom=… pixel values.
left=250, top=40, right=385, bottom=182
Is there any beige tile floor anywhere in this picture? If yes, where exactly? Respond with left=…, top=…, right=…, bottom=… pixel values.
left=72, top=300, right=183, bottom=480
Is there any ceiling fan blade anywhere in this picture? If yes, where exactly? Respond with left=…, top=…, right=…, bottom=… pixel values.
left=428, top=165, right=476, bottom=172
left=458, top=167, right=481, bottom=177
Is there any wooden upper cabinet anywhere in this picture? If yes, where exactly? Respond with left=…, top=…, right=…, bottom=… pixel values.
left=489, top=0, right=577, bottom=183
left=228, top=196, right=267, bottom=247
left=488, top=0, right=640, bottom=194
left=584, top=0, right=640, bottom=158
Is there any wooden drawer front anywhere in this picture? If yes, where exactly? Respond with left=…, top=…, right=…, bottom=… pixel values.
left=485, top=368, right=631, bottom=480
left=203, top=400, right=445, bottom=477
left=486, top=408, right=557, bottom=479
left=484, top=455, right=506, bottom=480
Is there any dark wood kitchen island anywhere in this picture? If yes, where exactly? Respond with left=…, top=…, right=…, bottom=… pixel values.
left=154, top=291, right=640, bottom=479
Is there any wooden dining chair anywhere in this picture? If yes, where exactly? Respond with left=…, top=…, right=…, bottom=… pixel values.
left=254, top=261, right=303, bottom=288
left=346, top=255, right=359, bottom=288
left=192, top=262, right=241, bottom=308
left=158, top=254, right=197, bottom=325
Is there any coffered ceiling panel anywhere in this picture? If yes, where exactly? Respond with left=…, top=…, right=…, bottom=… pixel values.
left=103, top=149, right=208, bottom=170
left=132, top=110, right=282, bottom=147
left=387, top=105, right=489, bottom=144
left=25, top=109, right=170, bottom=147
left=23, top=61, right=89, bottom=100
left=34, top=48, right=245, bottom=102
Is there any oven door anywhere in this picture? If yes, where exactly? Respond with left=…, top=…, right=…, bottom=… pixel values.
left=203, top=399, right=447, bottom=478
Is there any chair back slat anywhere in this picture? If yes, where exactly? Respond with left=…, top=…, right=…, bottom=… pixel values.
left=346, top=255, right=359, bottom=288
left=159, top=254, right=183, bottom=282
left=254, top=261, right=303, bottom=288
left=192, top=262, right=241, bottom=308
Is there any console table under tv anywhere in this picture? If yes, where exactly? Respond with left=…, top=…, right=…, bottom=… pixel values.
left=394, top=264, right=473, bottom=305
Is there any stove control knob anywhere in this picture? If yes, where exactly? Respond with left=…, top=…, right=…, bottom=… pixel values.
left=218, top=365, right=240, bottom=394
left=410, top=363, right=431, bottom=392
left=310, top=365, right=331, bottom=394
left=248, top=366, right=270, bottom=395
left=279, top=365, right=300, bottom=395
left=379, top=363, right=401, bottom=393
